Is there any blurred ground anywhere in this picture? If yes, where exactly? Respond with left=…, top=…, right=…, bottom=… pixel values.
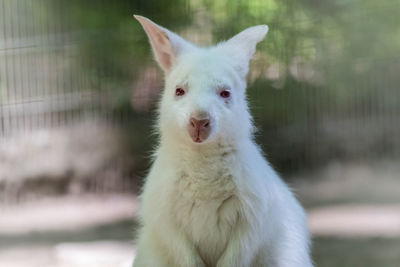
left=294, top=160, right=400, bottom=238
left=0, top=160, right=399, bottom=266
left=299, top=161, right=400, bottom=266
left=0, top=194, right=137, bottom=267
left=293, top=160, right=400, bottom=207
left=0, top=122, right=138, bottom=204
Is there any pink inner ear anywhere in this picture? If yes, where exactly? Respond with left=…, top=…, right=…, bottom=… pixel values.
left=136, top=16, right=176, bottom=72
left=160, top=51, right=172, bottom=70
left=149, top=32, right=174, bottom=71
left=156, top=31, right=169, bottom=45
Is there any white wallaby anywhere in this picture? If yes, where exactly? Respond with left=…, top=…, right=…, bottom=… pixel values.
left=133, top=15, right=313, bottom=267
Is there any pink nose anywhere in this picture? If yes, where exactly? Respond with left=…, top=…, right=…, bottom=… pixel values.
left=188, top=117, right=211, bottom=143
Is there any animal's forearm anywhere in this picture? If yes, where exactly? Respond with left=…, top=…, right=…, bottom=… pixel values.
left=269, top=223, right=313, bottom=267
left=161, top=227, right=206, bottom=267
left=216, top=224, right=259, bottom=267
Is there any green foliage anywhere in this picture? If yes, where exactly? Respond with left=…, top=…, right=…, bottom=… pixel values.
left=36, top=0, right=400, bottom=171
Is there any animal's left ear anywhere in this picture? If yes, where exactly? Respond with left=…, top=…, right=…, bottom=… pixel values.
left=134, top=15, right=194, bottom=73
left=220, top=25, right=269, bottom=76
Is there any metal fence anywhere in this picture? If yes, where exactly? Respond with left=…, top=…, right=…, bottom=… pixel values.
left=0, top=0, right=138, bottom=137
left=0, top=0, right=399, bottom=172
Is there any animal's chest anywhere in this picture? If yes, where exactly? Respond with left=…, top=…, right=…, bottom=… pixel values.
left=170, top=170, right=241, bottom=265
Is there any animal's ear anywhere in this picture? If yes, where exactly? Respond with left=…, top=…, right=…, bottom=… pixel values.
left=134, top=15, right=193, bottom=73
left=220, top=25, right=269, bottom=76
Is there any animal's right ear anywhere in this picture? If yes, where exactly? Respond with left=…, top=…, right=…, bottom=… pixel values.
left=134, top=15, right=193, bottom=73
left=219, top=25, right=268, bottom=77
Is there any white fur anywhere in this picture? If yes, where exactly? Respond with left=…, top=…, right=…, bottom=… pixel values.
left=133, top=15, right=313, bottom=267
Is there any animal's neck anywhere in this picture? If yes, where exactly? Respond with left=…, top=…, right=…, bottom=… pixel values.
left=159, top=139, right=240, bottom=200
left=160, top=137, right=252, bottom=178
left=163, top=136, right=236, bottom=158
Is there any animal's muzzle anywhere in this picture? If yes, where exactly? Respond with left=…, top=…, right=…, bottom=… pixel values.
left=187, top=116, right=211, bottom=143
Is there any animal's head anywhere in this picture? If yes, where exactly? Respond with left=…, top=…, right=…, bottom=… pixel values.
left=135, top=15, right=268, bottom=146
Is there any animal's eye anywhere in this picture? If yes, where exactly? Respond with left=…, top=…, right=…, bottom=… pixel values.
left=175, top=88, right=185, bottom=96
left=220, top=90, right=231, bottom=98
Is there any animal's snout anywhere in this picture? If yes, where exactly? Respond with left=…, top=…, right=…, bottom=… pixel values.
left=187, top=116, right=211, bottom=143
left=190, top=117, right=210, bottom=130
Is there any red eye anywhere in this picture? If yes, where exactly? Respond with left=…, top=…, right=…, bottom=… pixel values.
left=220, top=90, right=231, bottom=98
left=175, top=88, right=185, bottom=96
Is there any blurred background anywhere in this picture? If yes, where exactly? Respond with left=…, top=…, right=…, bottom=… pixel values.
left=0, top=0, right=399, bottom=266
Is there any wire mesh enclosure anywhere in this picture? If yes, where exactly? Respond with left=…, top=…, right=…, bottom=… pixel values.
left=0, top=0, right=399, bottom=175
left=0, top=0, right=140, bottom=137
